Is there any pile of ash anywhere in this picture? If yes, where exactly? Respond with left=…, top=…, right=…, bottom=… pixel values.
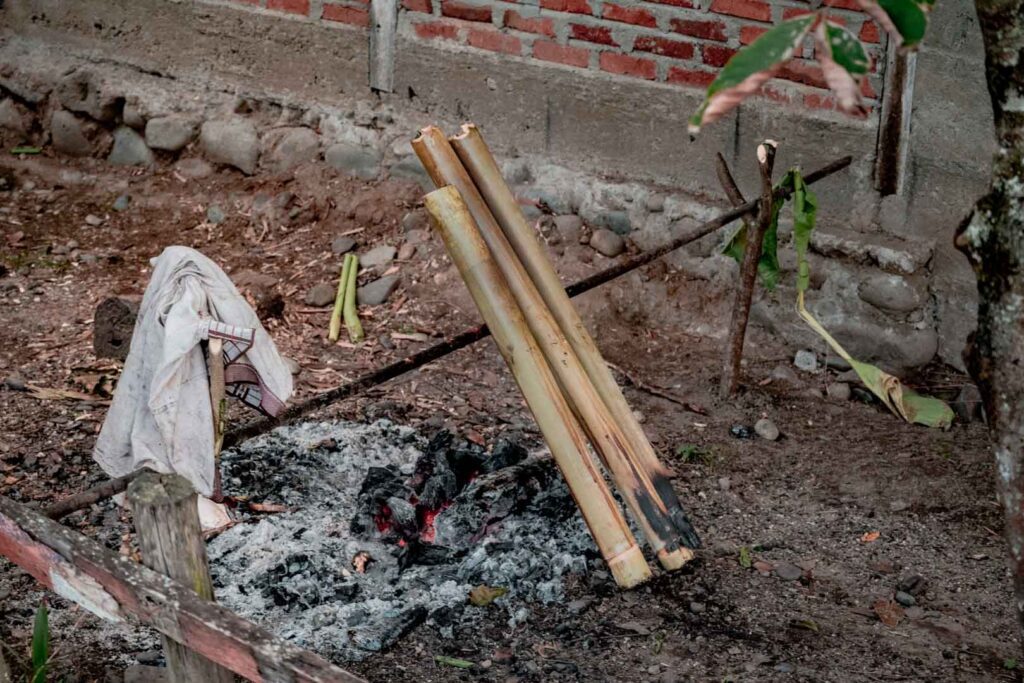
left=207, top=420, right=598, bottom=662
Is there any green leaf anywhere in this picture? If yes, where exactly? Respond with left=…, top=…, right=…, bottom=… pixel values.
left=814, top=22, right=869, bottom=113
left=10, top=146, right=42, bottom=155
left=434, top=655, right=475, bottom=669
left=690, top=16, right=816, bottom=133
left=738, top=546, right=752, bottom=569
left=31, top=601, right=48, bottom=683
left=856, top=0, right=928, bottom=48
left=468, top=585, right=508, bottom=607
left=721, top=171, right=790, bottom=291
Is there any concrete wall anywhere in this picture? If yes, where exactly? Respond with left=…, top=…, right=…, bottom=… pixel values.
left=0, top=0, right=995, bottom=372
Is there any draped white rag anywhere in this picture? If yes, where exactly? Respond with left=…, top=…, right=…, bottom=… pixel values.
left=93, top=246, right=293, bottom=497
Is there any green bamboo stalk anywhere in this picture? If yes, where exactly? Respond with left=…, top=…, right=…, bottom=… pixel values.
left=412, top=126, right=689, bottom=570
left=328, top=256, right=353, bottom=343
left=343, top=253, right=363, bottom=343
left=423, top=185, right=650, bottom=589
left=449, top=124, right=699, bottom=567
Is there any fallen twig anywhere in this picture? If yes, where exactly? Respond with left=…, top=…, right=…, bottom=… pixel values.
left=606, top=362, right=706, bottom=415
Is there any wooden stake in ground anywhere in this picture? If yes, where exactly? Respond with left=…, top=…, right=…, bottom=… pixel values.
left=126, top=472, right=234, bottom=683
left=424, top=185, right=651, bottom=588
left=413, top=126, right=689, bottom=570
left=207, top=336, right=226, bottom=501
left=449, top=124, right=699, bottom=567
left=719, top=141, right=777, bottom=399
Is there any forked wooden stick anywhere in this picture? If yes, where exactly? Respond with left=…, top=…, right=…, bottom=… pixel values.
left=449, top=124, right=699, bottom=567
left=413, top=126, right=691, bottom=569
left=424, top=185, right=651, bottom=589
left=719, top=142, right=777, bottom=399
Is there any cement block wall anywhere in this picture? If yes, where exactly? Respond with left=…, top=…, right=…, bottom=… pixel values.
left=0, top=0, right=995, bottom=372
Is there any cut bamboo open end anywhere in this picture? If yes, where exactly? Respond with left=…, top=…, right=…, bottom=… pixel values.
left=423, top=184, right=650, bottom=588
left=607, top=544, right=655, bottom=589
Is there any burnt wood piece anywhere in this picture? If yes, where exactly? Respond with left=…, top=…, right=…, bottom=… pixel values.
left=93, top=296, right=139, bottom=360
left=0, top=494, right=367, bottom=683
left=46, top=156, right=853, bottom=521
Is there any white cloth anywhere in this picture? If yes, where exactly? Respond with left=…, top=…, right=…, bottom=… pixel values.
left=94, top=246, right=293, bottom=496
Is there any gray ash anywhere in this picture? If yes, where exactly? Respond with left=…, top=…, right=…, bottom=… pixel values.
left=207, top=420, right=596, bottom=663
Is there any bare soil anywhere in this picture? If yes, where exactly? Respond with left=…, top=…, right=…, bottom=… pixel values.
left=0, top=150, right=1016, bottom=683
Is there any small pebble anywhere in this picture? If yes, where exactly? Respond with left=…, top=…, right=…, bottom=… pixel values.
left=84, top=214, right=104, bottom=226
left=331, top=236, right=356, bottom=255
left=774, top=562, right=802, bottom=581
left=794, top=349, right=818, bottom=372
left=397, top=243, right=417, bottom=260
left=112, top=194, right=131, bottom=211
left=729, top=424, right=754, bottom=439
left=754, top=418, right=780, bottom=441
left=206, top=205, right=226, bottom=224
left=895, top=590, right=916, bottom=607
left=826, top=382, right=851, bottom=401
left=688, top=601, right=705, bottom=614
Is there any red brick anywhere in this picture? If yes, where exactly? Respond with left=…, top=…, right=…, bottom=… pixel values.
left=669, top=19, right=727, bottom=41
left=861, top=76, right=877, bottom=99
left=323, top=4, right=370, bottom=25
left=602, top=3, right=657, bottom=28
left=570, top=23, right=617, bottom=45
left=777, top=60, right=827, bottom=88
left=267, top=0, right=309, bottom=11
left=533, top=40, right=591, bottom=67
left=702, top=44, right=736, bottom=67
left=413, top=20, right=460, bottom=40
left=600, top=52, right=657, bottom=80
left=539, top=0, right=592, bottom=14
left=710, top=0, right=770, bottom=22
left=441, top=0, right=491, bottom=22
left=646, top=0, right=693, bottom=7
left=666, top=66, right=716, bottom=87
left=859, top=20, right=880, bottom=43
left=739, top=25, right=768, bottom=44
left=503, top=10, right=556, bottom=37
left=633, top=35, right=695, bottom=60
left=402, top=0, right=433, bottom=12
left=468, top=28, right=522, bottom=54
left=804, top=92, right=836, bottom=110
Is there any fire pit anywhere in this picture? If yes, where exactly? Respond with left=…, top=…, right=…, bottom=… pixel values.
left=207, top=420, right=600, bottom=662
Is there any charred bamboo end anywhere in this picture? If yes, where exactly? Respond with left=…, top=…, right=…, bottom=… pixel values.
left=657, top=546, right=696, bottom=571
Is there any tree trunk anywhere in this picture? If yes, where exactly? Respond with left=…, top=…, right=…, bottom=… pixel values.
left=957, top=0, right=1024, bottom=650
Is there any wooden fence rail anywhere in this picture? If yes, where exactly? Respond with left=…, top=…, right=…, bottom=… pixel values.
left=0, top=494, right=366, bottom=683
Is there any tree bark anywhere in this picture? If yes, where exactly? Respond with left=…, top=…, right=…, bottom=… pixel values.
left=956, top=0, right=1024, bottom=650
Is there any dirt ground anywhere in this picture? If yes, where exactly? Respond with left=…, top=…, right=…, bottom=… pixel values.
left=0, top=148, right=1017, bottom=683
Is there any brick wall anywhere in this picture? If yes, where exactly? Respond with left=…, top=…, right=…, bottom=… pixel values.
left=226, top=0, right=884, bottom=112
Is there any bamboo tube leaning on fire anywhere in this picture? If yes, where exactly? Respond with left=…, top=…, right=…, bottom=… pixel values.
left=424, top=185, right=651, bottom=589
left=412, top=127, right=686, bottom=568
left=450, top=124, right=700, bottom=568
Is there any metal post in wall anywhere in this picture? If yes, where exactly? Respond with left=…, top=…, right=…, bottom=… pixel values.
left=874, top=37, right=918, bottom=196
left=369, top=0, right=398, bottom=93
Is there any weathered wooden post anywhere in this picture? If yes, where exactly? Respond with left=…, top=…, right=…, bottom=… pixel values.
left=126, top=471, right=234, bottom=683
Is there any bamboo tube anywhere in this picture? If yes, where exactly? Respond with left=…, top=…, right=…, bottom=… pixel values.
left=449, top=124, right=700, bottom=568
left=424, top=185, right=650, bottom=589
left=343, top=253, right=363, bottom=343
left=412, top=127, right=688, bottom=568
left=328, top=257, right=352, bottom=343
